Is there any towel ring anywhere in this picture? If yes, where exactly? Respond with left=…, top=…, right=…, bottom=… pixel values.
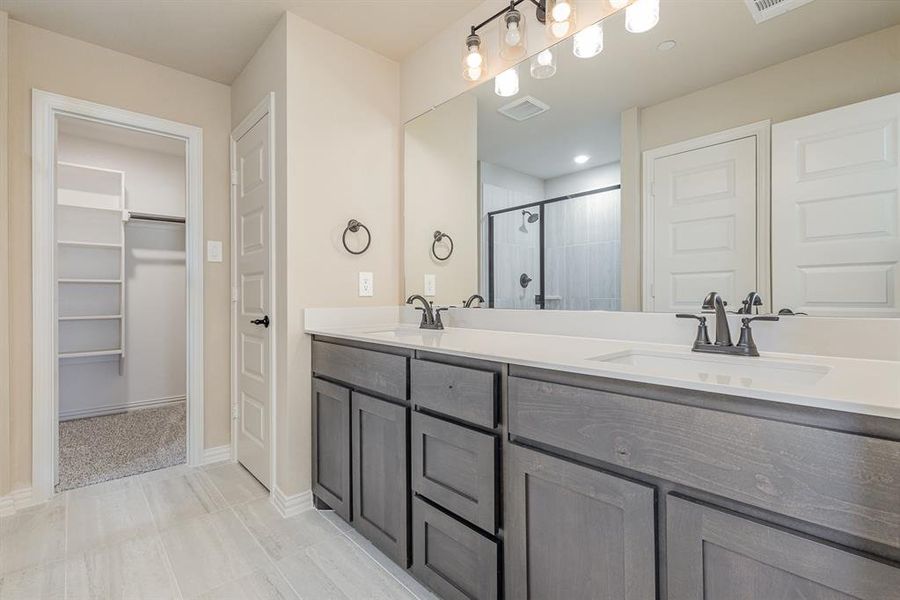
left=432, top=230, right=453, bottom=261
left=342, top=219, right=371, bottom=255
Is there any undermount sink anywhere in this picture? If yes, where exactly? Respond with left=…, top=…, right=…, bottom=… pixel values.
left=588, top=349, right=831, bottom=388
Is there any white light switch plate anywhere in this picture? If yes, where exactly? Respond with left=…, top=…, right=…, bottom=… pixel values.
left=424, top=274, right=436, bottom=297
left=358, top=272, right=374, bottom=297
left=207, top=240, right=223, bottom=263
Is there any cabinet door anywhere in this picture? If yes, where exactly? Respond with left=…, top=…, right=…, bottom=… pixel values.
left=505, top=444, right=656, bottom=600
left=352, top=392, right=409, bottom=567
left=667, top=496, right=900, bottom=600
left=312, top=378, right=351, bottom=521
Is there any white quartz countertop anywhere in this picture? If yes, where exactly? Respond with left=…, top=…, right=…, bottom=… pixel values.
left=306, top=323, right=900, bottom=420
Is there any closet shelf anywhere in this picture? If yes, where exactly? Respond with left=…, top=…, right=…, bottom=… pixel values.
left=58, top=278, right=122, bottom=284
left=57, top=202, right=123, bottom=214
left=59, top=315, right=122, bottom=321
left=59, top=349, right=123, bottom=359
left=58, top=240, right=122, bottom=249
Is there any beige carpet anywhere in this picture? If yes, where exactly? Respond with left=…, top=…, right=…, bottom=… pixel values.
left=57, top=403, right=186, bottom=492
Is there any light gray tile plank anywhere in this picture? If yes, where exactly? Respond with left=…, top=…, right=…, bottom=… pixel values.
left=139, top=465, right=193, bottom=485
left=233, top=500, right=341, bottom=561
left=160, top=508, right=270, bottom=598
left=203, top=463, right=268, bottom=507
left=0, top=561, right=65, bottom=600
left=66, top=534, right=180, bottom=600
left=341, top=526, right=440, bottom=600
left=192, top=566, right=299, bottom=600
left=66, top=480, right=156, bottom=556
left=0, top=496, right=67, bottom=576
left=142, top=471, right=227, bottom=530
left=274, top=551, right=348, bottom=600
left=317, top=509, right=352, bottom=534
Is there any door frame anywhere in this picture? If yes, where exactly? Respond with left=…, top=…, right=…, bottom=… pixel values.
left=229, top=93, right=277, bottom=492
left=31, top=89, right=205, bottom=503
left=641, top=120, right=771, bottom=312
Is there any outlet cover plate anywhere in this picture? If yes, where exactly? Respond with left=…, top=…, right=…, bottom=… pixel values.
left=358, top=272, right=374, bottom=297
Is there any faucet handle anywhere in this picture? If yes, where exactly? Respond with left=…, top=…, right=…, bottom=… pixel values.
left=736, top=315, right=779, bottom=356
left=743, top=315, right=779, bottom=323
left=433, top=306, right=450, bottom=329
left=676, top=314, right=711, bottom=346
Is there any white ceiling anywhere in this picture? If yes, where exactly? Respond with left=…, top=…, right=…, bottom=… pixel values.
left=473, top=0, right=900, bottom=180
left=58, top=116, right=186, bottom=157
left=0, top=0, right=481, bottom=84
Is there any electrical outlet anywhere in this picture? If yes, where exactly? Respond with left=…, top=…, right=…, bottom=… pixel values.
left=207, top=240, right=223, bottom=263
left=424, top=274, right=436, bottom=297
left=358, top=272, right=374, bottom=297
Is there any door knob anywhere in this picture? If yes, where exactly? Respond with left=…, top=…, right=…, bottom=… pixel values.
left=250, top=315, right=270, bottom=328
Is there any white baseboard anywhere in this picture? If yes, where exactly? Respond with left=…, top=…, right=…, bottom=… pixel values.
left=272, top=486, right=313, bottom=518
left=59, top=395, right=185, bottom=421
left=0, top=487, right=36, bottom=517
left=201, top=445, right=233, bottom=465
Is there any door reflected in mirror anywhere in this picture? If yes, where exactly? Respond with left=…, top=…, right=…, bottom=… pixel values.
left=403, top=0, right=900, bottom=317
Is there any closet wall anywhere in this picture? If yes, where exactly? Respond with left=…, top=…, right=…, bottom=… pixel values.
left=57, top=124, right=186, bottom=420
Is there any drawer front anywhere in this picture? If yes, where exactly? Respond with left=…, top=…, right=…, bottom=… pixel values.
left=412, top=411, right=497, bottom=532
left=667, top=496, right=900, bottom=600
left=411, top=359, right=497, bottom=428
left=411, top=497, right=498, bottom=600
left=313, top=340, right=407, bottom=401
left=509, top=376, right=900, bottom=549
left=311, top=378, right=351, bottom=522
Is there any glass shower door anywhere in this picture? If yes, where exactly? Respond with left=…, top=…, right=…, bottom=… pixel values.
left=489, top=208, right=542, bottom=309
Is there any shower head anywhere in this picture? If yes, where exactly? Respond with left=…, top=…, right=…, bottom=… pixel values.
left=522, top=210, right=539, bottom=223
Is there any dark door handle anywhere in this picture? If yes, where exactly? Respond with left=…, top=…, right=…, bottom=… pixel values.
left=250, top=315, right=270, bottom=328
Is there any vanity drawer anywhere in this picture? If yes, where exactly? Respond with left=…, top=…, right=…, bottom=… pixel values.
left=411, top=496, right=499, bottom=600
left=312, top=340, right=407, bottom=401
left=411, top=358, right=497, bottom=428
left=412, top=411, right=497, bottom=532
left=508, top=376, right=900, bottom=549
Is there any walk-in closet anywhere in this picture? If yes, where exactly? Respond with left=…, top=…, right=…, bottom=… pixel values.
left=55, top=117, right=188, bottom=491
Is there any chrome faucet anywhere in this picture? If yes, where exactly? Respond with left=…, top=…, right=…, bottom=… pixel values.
left=677, top=291, right=779, bottom=357
left=463, top=294, right=485, bottom=308
left=406, top=295, right=445, bottom=330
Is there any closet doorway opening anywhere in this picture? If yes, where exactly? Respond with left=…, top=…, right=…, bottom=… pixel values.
left=32, top=91, right=205, bottom=501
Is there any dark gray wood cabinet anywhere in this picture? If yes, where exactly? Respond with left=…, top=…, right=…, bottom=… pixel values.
left=667, top=496, right=900, bottom=600
left=411, top=497, right=499, bottom=600
left=411, top=358, right=498, bottom=429
left=505, top=443, right=656, bottom=600
left=311, top=377, right=351, bottom=521
left=313, top=340, right=408, bottom=400
left=351, top=391, right=410, bottom=567
left=411, top=411, right=498, bottom=532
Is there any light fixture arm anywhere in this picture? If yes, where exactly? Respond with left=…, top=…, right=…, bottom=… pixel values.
left=470, top=0, right=545, bottom=35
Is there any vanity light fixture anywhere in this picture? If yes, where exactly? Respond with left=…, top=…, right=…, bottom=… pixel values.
left=625, top=0, right=660, bottom=33
left=530, top=48, right=557, bottom=79
left=462, top=29, right=486, bottom=82
left=546, top=0, right=576, bottom=39
left=495, top=67, right=520, bottom=97
left=500, top=3, right=527, bottom=60
left=573, top=22, right=603, bottom=58
left=573, top=154, right=590, bottom=164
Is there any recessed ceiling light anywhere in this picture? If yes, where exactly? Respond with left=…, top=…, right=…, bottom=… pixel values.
left=657, top=39, right=677, bottom=51
left=574, top=154, right=590, bottom=164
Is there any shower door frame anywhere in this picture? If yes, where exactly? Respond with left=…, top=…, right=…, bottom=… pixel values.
left=487, top=184, right=622, bottom=309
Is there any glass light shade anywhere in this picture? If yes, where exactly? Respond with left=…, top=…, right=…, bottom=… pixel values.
left=499, top=9, right=527, bottom=61
left=495, top=67, right=520, bottom=97
left=530, top=49, right=557, bottom=79
left=546, top=0, right=576, bottom=39
left=573, top=23, right=603, bottom=58
left=625, top=0, right=659, bottom=33
left=462, top=33, right=486, bottom=81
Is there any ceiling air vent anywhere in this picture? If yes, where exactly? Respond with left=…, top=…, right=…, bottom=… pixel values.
left=743, top=0, right=816, bottom=23
left=498, top=96, right=549, bottom=122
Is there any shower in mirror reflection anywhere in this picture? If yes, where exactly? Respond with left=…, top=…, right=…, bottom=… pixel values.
left=520, top=209, right=540, bottom=232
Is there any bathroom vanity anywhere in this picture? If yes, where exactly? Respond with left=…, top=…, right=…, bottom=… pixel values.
left=308, top=322, right=900, bottom=600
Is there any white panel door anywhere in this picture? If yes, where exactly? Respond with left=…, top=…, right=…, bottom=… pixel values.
left=235, top=114, right=271, bottom=488
left=648, top=137, right=758, bottom=312
left=772, top=93, right=900, bottom=317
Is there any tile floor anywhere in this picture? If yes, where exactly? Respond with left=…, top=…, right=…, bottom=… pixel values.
left=0, top=462, right=439, bottom=600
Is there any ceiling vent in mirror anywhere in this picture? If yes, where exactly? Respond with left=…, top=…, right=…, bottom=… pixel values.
left=743, top=0, right=816, bottom=23
left=498, top=96, right=550, bottom=122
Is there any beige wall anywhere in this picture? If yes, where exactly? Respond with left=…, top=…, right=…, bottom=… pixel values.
left=5, top=20, right=232, bottom=491
left=400, top=0, right=620, bottom=123
left=1, top=11, right=11, bottom=499
left=231, top=13, right=400, bottom=496
left=404, top=94, right=478, bottom=305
